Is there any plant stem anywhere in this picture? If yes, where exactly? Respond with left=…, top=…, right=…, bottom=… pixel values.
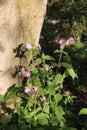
left=56, top=48, right=63, bottom=73
left=58, top=49, right=63, bottom=65
left=34, top=96, right=37, bottom=120
left=58, top=44, right=65, bottom=65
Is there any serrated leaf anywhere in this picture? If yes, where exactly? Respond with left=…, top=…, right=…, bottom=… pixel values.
left=54, top=93, right=62, bottom=105
left=36, top=58, right=42, bottom=64
left=55, top=106, right=65, bottom=120
left=54, top=50, right=68, bottom=56
left=38, top=118, right=48, bottom=125
left=42, top=55, right=54, bottom=61
left=67, top=68, right=78, bottom=80
left=60, top=62, right=70, bottom=68
left=75, top=41, right=84, bottom=49
left=63, top=70, right=69, bottom=79
left=4, top=87, right=20, bottom=101
left=54, top=74, right=63, bottom=85
left=47, top=82, right=55, bottom=95
left=54, top=50, right=62, bottom=53
left=38, top=88, right=44, bottom=96
left=4, top=91, right=15, bottom=101
left=29, top=107, right=41, bottom=118
left=37, top=113, right=49, bottom=125
left=37, top=113, right=49, bottom=119
left=43, top=105, right=49, bottom=114
left=31, top=67, right=39, bottom=74
left=78, top=108, right=87, bottom=115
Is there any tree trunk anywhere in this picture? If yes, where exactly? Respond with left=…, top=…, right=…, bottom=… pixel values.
left=0, top=0, right=47, bottom=94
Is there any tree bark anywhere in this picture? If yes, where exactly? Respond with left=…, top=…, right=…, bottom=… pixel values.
left=0, top=0, right=47, bottom=94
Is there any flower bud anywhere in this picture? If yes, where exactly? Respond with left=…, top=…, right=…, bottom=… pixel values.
left=24, top=71, right=31, bottom=78
left=24, top=88, right=31, bottom=94
left=41, top=96, right=46, bottom=102
left=26, top=43, right=32, bottom=49
left=34, top=86, right=38, bottom=93
left=69, top=37, right=75, bottom=44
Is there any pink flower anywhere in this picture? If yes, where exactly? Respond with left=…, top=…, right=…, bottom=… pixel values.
left=41, top=96, right=46, bottom=102
left=66, top=90, right=71, bottom=95
left=24, top=71, right=31, bottom=78
left=34, top=86, right=38, bottom=93
left=58, top=39, right=65, bottom=45
left=69, top=37, right=75, bottom=44
left=24, top=88, right=31, bottom=94
left=34, top=61, right=39, bottom=67
left=26, top=43, right=32, bottom=49
left=38, top=44, right=42, bottom=50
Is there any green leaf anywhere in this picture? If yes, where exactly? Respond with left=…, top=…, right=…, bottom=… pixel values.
left=43, top=105, right=49, bottom=114
left=29, top=107, right=41, bottom=118
left=38, top=88, right=44, bottom=96
left=42, top=54, right=55, bottom=61
left=67, top=68, right=78, bottom=80
left=60, top=62, right=70, bottom=68
left=31, top=67, right=39, bottom=74
left=38, top=117, right=49, bottom=125
left=75, top=41, right=84, bottom=49
left=54, top=93, right=62, bottom=105
left=4, top=86, right=20, bottom=101
left=2, top=115, right=12, bottom=126
left=0, top=94, right=4, bottom=103
left=54, top=50, right=62, bottom=53
left=63, top=70, right=69, bottom=79
left=78, top=108, right=87, bottom=115
left=36, top=58, right=42, bottom=64
left=47, top=81, right=55, bottom=95
left=54, top=50, right=68, bottom=56
left=37, top=113, right=49, bottom=119
left=37, top=113, right=49, bottom=125
left=55, top=106, right=65, bottom=120
left=54, top=74, right=63, bottom=85
left=25, top=49, right=33, bottom=56
left=4, top=91, right=15, bottom=101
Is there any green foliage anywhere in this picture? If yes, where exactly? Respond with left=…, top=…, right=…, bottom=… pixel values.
left=54, top=74, right=63, bottom=84
left=0, top=1, right=85, bottom=129
left=46, top=0, right=87, bottom=41
left=2, top=115, right=12, bottom=126
left=0, top=94, right=4, bottom=103
left=42, top=0, right=87, bottom=91
left=67, top=68, right=78, bottom=80
left=78, top=108, right=87, bottom=115
left=54, top=93, right=62, bottom=105
left=0, top=41, right=79, bottom=130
